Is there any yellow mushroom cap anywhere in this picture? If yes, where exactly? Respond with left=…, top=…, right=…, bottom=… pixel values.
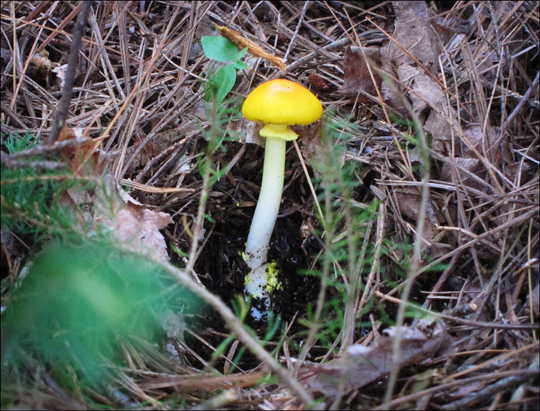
left=242, top=79, right=323, bottom=127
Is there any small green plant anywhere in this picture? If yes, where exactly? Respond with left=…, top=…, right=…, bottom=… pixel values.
left=183, top=58, right=243, bottom=274
left=201, top=35, right=248, bottom=104
left=295, top=113, right=381, bottom=356
left=1, top=131, right=90, bottom=240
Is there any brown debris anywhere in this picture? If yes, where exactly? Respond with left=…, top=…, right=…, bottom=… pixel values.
left=308, top=72, right=329, bottom=91
left=2, top=1, right=538, bottom=409
left=379, top=1, right=463, bottom=153
left=340, top=46, right=382, bottom=100
left=303, top=320, right=451, bottom=397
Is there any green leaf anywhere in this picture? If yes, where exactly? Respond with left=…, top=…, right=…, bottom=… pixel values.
left=213, top=63, right=236, bottom=104
left=201, top=36, right=238, bottom=62
left=234, top=61, right=248, bottom=70
left=236, top=47, right=248, bottom=60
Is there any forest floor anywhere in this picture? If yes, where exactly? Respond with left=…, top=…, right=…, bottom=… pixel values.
left=1, top=1, right=539, bottom=409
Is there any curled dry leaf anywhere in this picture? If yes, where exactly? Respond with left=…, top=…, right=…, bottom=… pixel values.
left=57, top=126, right=108, bottom=220
left=52, top=64, right=68, bottom=89
left=94, top=176, right=173, bottom=261
left=303, top=320, right=451, bottom=397
left=112, top=203, right=173, bottom=261
left=58, top=126, right=108, bottom=176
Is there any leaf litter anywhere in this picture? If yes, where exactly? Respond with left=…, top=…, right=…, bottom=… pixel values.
left=303, top=318, right=452, bottom=397
left=56, top=126, right=174, bottom=261
left=1, top=1, right=538, bottom=409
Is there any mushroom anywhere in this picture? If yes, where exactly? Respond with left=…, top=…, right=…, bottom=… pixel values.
left=241, top=79, right=323, bottom=319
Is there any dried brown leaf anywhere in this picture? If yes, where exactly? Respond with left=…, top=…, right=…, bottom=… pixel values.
left=460, top=124, right=500, bottom=164
left=395, top=191, right=426, bottom=222
left=56, top=127, right=173, bottom=260
left=440, top=157, right=487, bottom=192
left=461, top=125, right=486, bottom=158
left=393, top=190, right=446, bottom=256
left=431, top=20, right=460, bottom=45
left=379, top=1, right=462, bottom=153
left=388, top=1, right=441, bottom=69
left=308, top=72, right=329, bottom=91
left=340, top=46, right=381, bottom=99
left=98, top=182, right=173, bottom=261
left=58, top=126, right=109, bottom=176
left=52, top=64, right=69, bottom=89
left=303, top=320, right=450, bottom=396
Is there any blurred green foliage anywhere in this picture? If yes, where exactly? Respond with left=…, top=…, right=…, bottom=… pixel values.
left=2, top=237, right=202, bottom=387
left=1, top=131, right=86, bottom=240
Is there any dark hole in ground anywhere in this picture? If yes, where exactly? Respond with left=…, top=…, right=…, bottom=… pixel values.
left=187, top=209, right=324, bottom=369
left=194, top=194, right=322, bottom=327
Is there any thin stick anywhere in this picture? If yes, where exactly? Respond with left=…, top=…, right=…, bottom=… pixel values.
left=0, top=152, right=66, bottom=170
left=46, top=1, right=93, bottom=145
left=116, top=243, right=314, bottom=406
left=502, top=70, right=539, bottom=130
left=293, top=140, right=325, bottom=229
left=283, top=1, right=310, bottom=62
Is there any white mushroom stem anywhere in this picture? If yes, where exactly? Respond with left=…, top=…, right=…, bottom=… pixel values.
left=244, top=133, right=286, bottom=314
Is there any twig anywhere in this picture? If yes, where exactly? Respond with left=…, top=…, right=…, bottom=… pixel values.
left=0, top=152, right=67, bottom=170
left=502, top=70, right=539, bottom=130
left=46, top=1, right=93, bottom=145
left=284, top=36, right=352, bottom=72
left=1, top=133, right=90, bottom=170
left=375, top=291, right=540, bottom=330
left=375, top=369, right=539, bottom=410
left=443, top=371, right=537, bottom=410
left=3, top=137, right=91, bottom=160
left=283, top=1, right=310, bottom=62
